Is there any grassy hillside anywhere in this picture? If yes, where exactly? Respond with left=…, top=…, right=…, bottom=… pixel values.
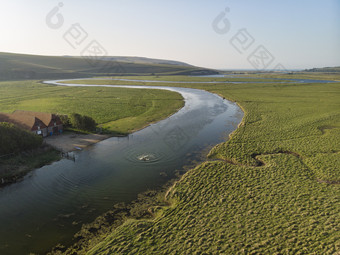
left=0, top=80, right=184, bottom=135
left=87, top=56, right=192, bottom=66
left=60, top=75, right=340, bottom=254
left=0, top=52, right=217, bottom=81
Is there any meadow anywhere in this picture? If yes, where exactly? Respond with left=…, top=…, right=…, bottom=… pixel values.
left=59, top=75, right=340, bottom=254
left=0, top=80, right=184, bottom=135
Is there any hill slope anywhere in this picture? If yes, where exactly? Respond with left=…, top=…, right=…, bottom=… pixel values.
left=0, top=52, right=217, bottom=80
left=73, top=56, right=192, bottom=66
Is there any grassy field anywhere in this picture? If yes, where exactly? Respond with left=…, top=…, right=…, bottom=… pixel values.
left=0, top=80, right=184, bottom=135
left=60, top=75, right=340, bottom=254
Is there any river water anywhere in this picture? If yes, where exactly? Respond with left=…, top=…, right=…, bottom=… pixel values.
left=0, top=80, right=243, bottom=254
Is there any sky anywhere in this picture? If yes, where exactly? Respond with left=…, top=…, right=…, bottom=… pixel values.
left=0, top=0, right=339, bottom=70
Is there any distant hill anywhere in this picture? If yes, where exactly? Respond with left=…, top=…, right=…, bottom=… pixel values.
left=65, top=56, right=192, bottom=67
left=0, top=52, right=218, bottom=81
left=305, top=66, right=340, bottom=73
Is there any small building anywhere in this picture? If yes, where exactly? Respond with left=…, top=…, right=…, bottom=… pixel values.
left=0, top=110, right=63, bottom=137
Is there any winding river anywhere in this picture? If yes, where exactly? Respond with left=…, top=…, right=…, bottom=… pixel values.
left=0, top=79, right=243, bottom=254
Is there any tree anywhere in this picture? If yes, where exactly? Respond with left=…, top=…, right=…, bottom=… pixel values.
left=69, top=113, right=97, bottom=131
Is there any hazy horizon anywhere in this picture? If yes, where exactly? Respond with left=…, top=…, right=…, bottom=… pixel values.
left=1, top=0, right=339, bottom=70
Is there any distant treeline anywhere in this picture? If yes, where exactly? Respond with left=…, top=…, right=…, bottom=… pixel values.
left=305, top=66, right=340, bottom=73
left=0, top=122, right=42, bottom=155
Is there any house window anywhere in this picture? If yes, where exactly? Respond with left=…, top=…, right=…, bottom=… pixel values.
left=54, top=122, right=57, bottom=126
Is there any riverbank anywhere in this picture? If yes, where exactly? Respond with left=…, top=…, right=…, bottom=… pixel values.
left=49, top=178, right=179, bottom=254
left=0, top=133, right=110, bottom=187
left=0, top=145, right=61, bottom=187
left=44, top=133, right=110, bottom=153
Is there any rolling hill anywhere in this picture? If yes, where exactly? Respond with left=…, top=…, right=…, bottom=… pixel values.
left=0, top=52, right=217, bottom=81
left=72, top=56, right=193, bottom=66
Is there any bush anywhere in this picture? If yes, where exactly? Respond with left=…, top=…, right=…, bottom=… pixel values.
left=57, top=114, right=71, bottom=128
left=0, top=122, right=42, bottom=155
left=69, top=113, right=97, bottom=131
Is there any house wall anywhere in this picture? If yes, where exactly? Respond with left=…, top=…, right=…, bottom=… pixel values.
left=32, top=128, right=48, bottom=137
left=31, top=118, right=48, bottom=137
left=47, top=124, right=63, bottom=135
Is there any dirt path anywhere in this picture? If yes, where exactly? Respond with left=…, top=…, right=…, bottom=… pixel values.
left=44, top=133, right=110, bottom=153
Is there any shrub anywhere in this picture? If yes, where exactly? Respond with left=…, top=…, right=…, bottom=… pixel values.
left=0, top=122, right=42, bottom=155
left=69, top=113, right=97, bottom=131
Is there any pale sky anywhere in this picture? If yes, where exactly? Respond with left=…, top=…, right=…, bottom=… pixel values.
left=0, top=0, right=339, bottom=70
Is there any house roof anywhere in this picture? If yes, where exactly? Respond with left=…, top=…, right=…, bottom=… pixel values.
left=12, top=110, right=54, bottom=126
left=0, top=112, right=36, bottom=130
left=0, top=111, right=59, bottom=130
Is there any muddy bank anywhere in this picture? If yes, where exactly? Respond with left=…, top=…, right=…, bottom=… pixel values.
left=44, top=133, right=110, bottom=153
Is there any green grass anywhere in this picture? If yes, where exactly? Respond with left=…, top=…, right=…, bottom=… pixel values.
left=0, top=80, right=184, bottom=134
left=60, top=75, right=340, bottom=254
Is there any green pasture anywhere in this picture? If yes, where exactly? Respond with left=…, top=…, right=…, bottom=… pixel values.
left=0, top=80, right=184, bottom=134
